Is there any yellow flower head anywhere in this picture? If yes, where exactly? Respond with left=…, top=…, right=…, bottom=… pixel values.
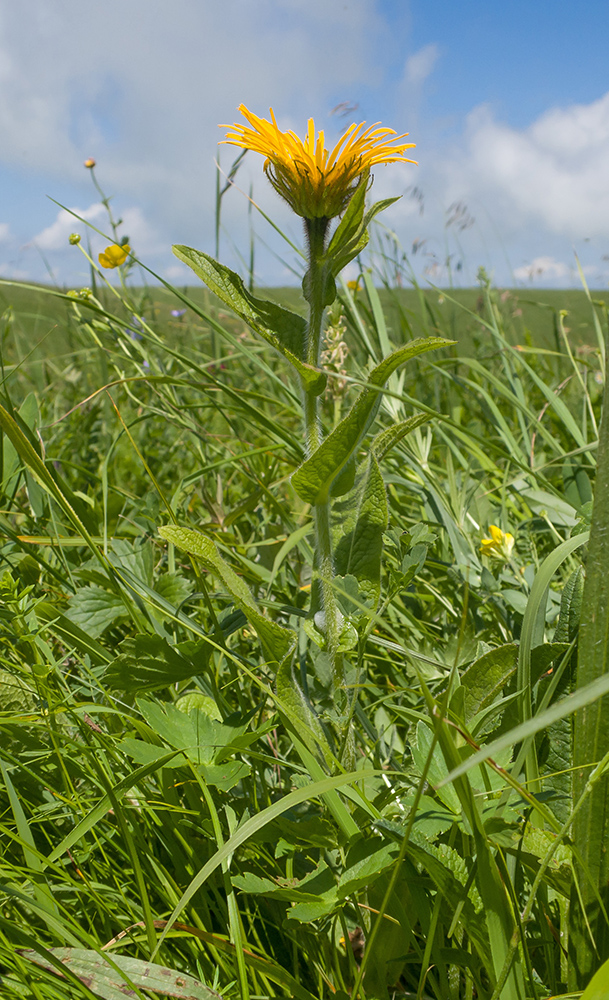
left=221, top=105, right=416, bottom=220
left=98, top=244, right=131, bottom=269
left=480, top=524, right=515, bottom=561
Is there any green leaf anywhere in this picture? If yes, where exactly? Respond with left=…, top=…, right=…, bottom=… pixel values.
left=20, top=949, right=222, bottom=1000
left=325, top=173, right=400, bottom=277
left=554, top=565, right=584, bottom=642
left=136, top=697, right=251, bottom=767
left=570, top=360, right=609, bottom=985
left=581, top=955, right=609, bottom=998
left=334, top=453, right=388, bottom=611
left=292, top=337, right=451, bottom=504
left=276, top=657, right=334, bottom=764
left=152, top=768, right=378, bottom=956
left=35, top=601, right=112, bottom=664
left=172, top=246, right=326, bottom=394
left=458, top=643, right=519, bottom=723
left=371, top=413, right=431, bottom=462
left=104, top=634, right=209, bottom=691
left=0, top=670, right=37, bottom=712
left=65, top=586, right=128, bottom=638
left=337, top=838, right=399, bottom=898
left=158, top=525, right=297, bottom=665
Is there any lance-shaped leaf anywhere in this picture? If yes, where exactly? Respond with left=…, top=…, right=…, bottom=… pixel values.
left=159, top=525, right=296, bottom=665
left=173, top=246, right=326, bottom=395
left=292, top=337, right=452, bottom=504
left=20, top=948, right=222, bottom=1000
left=324, top=173, right=400, bottom=277
left=334, top=454, right=388, bottom=612
left=371, top=413, right=431, bottom=462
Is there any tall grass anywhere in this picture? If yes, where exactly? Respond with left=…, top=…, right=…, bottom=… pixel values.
left=0, top=185, right=608, bottom=1000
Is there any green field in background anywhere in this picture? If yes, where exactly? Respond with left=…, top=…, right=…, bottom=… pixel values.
left=1, top=281, right=606, bottom=369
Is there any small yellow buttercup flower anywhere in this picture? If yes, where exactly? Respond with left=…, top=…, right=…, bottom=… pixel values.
left=480, top=524, right=515, bottom=561
left=221, top=105, right=416, bottom=219
left=98, top=244, right=131, bottom=269
left=84, top=157, right=96, bottom=169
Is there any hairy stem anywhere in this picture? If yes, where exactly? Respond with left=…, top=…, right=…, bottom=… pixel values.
left=302, top=217, right=344, bottom=691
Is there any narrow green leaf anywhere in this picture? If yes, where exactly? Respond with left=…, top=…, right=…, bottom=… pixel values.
left=158, top=525, right=296, bottom=665
left=570, top=359, right=609, bottom=986
left=172, top=246, right=326, bottom=394
left=518, top=532, right=589, bottom=795
left=292, top=337, right=452, bottom=504
left=325, top=181, right=400, bottom=278
left=459, top=643, right=519, bottom=723
left=371, top=414, right=430, bottom=463
left=20, top=949, right=222, bottom=1000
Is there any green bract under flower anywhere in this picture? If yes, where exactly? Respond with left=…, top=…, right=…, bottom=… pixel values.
left=221, top=105, right=416, bottom=220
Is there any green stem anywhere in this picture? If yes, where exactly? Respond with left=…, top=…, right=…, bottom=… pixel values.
left=302, top=217, right=344, bottom=691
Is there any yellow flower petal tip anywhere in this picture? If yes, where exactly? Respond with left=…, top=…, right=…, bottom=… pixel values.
left=480, top=525, right=515, bottom=561
left=220, top=105, right=416, bottom=219
left=98, top=244, right=131, bottom=269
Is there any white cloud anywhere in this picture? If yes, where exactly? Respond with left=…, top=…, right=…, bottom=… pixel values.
left=0, top=222, right=10, bottom=242
left=513, top=256, right=570, bottom=281
left=441, top=92, right=609, bottom=240
left=32, top=203, right=106, bottom=250
left=32, top=202, right=161, bottom=257
left=404, top=44, right=439, bottom=87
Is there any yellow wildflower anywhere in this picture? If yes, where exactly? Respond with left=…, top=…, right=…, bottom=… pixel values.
left=480, top=525, right=515, bottom=561
left=98, top=244, right=131, bottom=269
left=221, top=105, right=416, bottom=219
left=84, top=157, right=96, bottom=169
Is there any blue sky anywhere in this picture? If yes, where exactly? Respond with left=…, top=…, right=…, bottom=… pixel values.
left=2, top=0, right=609, bottom=288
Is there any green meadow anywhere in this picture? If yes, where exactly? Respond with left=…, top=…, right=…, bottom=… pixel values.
left=1, top=228, right=609, bottom=1000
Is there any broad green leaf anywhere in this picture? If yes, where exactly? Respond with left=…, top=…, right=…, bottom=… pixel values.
left=276, top=657, right=334, bottom=764
left=412, top=721, right=460, bottom=814
left=292, top=337, right=451, bottom=504
left=136, top=697, right=250, bottom=766
left=334, top=453, right=388, bottom=611
left=337, top=837, right=398, bottom=898
left=404, top=840, right=489, bottom=959
left=581, top=956, right=609, bottom=999
left=20, top=949, right=222, bottom=1000
left=104, top=634, right=209, bottom=691
left=0, top=670, right=37, bottom=712
left=172, top=246, right=326, bottom=394
left=233, top=860, right=338, bottom=921
left=35, top=601, right=111, bottom=665
left=458, top=643, right=518, bottom=723
left=118, top=737, right=188, bottom=769
left=65, top=586, right=128, bottom=638
left=158, top=525, right=297, bottom=665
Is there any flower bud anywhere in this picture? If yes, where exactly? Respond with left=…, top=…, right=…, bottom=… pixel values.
left=84, top=158, right=96, bottom=168
left=69, top=233, right=81, bottom=245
